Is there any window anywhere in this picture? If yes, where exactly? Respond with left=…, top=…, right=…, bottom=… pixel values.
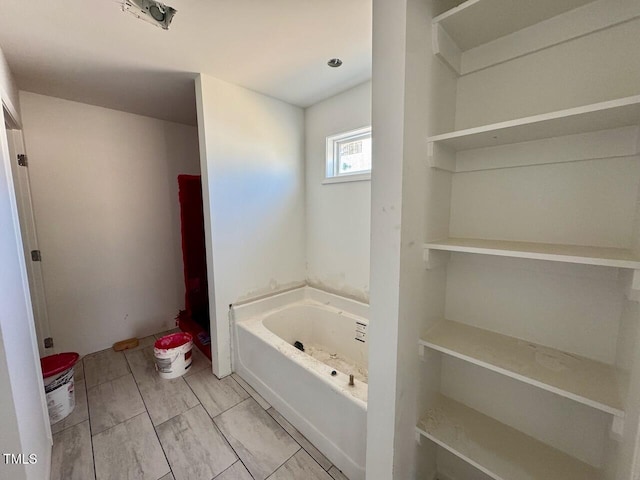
left=325, top=127, right=371, bottom=183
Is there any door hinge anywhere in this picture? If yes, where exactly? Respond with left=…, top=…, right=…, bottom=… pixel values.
left=44, top=337, right=54, bottom=349
left=17, top=154, right=28, bottom=167
left=31, top=250, right=42, bottom=261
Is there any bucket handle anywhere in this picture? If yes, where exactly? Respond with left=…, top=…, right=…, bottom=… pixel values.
left=155, top=353, right=181, bottom=370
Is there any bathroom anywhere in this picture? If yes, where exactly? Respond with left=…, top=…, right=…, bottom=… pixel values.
left=3, top=1, right=640, bottom=480
left=1, top=0, right=372, bottom=479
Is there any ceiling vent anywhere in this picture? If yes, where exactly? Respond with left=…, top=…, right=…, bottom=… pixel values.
left=122, top=0, right=177, bottom=30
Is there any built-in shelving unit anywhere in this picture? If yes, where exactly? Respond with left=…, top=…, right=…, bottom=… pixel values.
left=423, top=238, right=640, bottom=270
left=416, top=395, right=601, bottom=480
left=413, top=1, right=640, bottom=478
left=419, top=320, right=625, bottom=417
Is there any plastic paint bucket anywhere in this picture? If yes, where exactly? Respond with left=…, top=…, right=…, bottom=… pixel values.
left=40, top=352, right=79, bottom=424
left=154, top=332, right=193, bottom=379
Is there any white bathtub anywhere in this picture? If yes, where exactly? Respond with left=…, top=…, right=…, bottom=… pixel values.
left=232, top=286, right=369, bottom=480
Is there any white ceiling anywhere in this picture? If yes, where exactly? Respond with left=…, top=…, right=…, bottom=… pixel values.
left=0, top=0, right=372, bottom=125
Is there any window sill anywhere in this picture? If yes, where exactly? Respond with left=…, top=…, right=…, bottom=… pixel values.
left=322, top=173, right=371, bottom=185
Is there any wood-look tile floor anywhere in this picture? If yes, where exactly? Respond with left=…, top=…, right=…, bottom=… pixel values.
left=50, top=330, right=350, bottom=480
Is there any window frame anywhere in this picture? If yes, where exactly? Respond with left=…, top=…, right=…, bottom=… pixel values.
left=323, top=126, right=372, bottom=184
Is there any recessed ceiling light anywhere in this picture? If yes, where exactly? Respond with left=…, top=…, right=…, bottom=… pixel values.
left=327, top=58, right=343, bottom=68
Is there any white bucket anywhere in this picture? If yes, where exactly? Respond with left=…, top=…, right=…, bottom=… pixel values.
left=154, top=332, right=193, bottom=379
left=41, top=352, right=79, bottom=425
left=44, top=367, right=76, bottom=424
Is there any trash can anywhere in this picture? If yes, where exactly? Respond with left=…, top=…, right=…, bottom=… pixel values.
left=41, top=352, right=79, bottom=424
left=154, top=332, right=193, bottom=379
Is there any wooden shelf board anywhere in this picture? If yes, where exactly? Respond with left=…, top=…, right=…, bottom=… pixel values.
left=423, top=238, right=640, bottom=269
left=433, top=0, right=596, bottom=52
left=421, top=320, right=625, bottom=417
left=427, top=96, right=640, bottom=151
left=417, top=395, right=601, bottom=480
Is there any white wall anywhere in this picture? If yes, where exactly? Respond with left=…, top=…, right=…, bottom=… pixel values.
left=366, top=0, right=458, bottom=477
left=0, top=45, right=51, bottom=480
left=196, top=74, right=306, bottom=377
left=364, top=0, right=407, bottom=472
left=366, top=0, right=464, bottom=477
left=304, top=81, right=371, bottom=302
left=19, top=92, right=200, bottom=356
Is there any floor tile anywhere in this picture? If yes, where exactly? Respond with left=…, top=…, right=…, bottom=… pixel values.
left=215, top=461, right=253, bottom=480
left=232, top=373, right=271, bottom=409
left=156, top=404, right=237, bottom=480
left=52, top=345, right=334, bottom=480
left=186, top=369, right=248, bottom=417
left=328, top=466, right=349, bottom=480
left=269, top=450, right=332, bottom=480
left=51, top=420, right=95, bottom=480
left=51, top=379, right=89, bottom=434
left=125, top=345, right=157, bottom=383
left=183, top=345, right=212, bottom=378
left=74, top=359, right=84, bottom=381
left=214, top=398, right=299, bottom=480
left=84, top=349, right=130, bottom=388
left=125, top=346, right=199, bottom=425
left=267, top=408, right=332, bottom=470
left=93, top=412, right=170, bottom=480
left=154, top=327, right=180, bottom=339
left=88, top=374, right=146, bottom=434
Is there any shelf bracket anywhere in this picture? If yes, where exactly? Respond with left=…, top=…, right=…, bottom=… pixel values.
left=432, top=23, right=461, bottom=75
left=623, top=269, right=640, bottom=302
left=610, top=415, right=625, bottom=442
left=427, top=142, right=456, bottom=172
left=423, top=248, right=449, bottom=270
left=419, top=342, right=439, bottom=362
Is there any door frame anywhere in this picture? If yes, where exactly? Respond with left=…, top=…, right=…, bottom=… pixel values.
left=4, top=107, right=53, bottom=356
left=1, top=97, right=53, bottom=455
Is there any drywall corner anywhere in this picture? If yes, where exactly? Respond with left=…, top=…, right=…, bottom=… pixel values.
left=195, top=74, right=306, bottom=377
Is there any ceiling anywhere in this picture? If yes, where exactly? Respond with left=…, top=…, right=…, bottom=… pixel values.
left=0, top=0, right=372, bottom=125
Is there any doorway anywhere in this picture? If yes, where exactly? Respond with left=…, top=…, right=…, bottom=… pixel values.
left=176, top=174, right=211, bottom=360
